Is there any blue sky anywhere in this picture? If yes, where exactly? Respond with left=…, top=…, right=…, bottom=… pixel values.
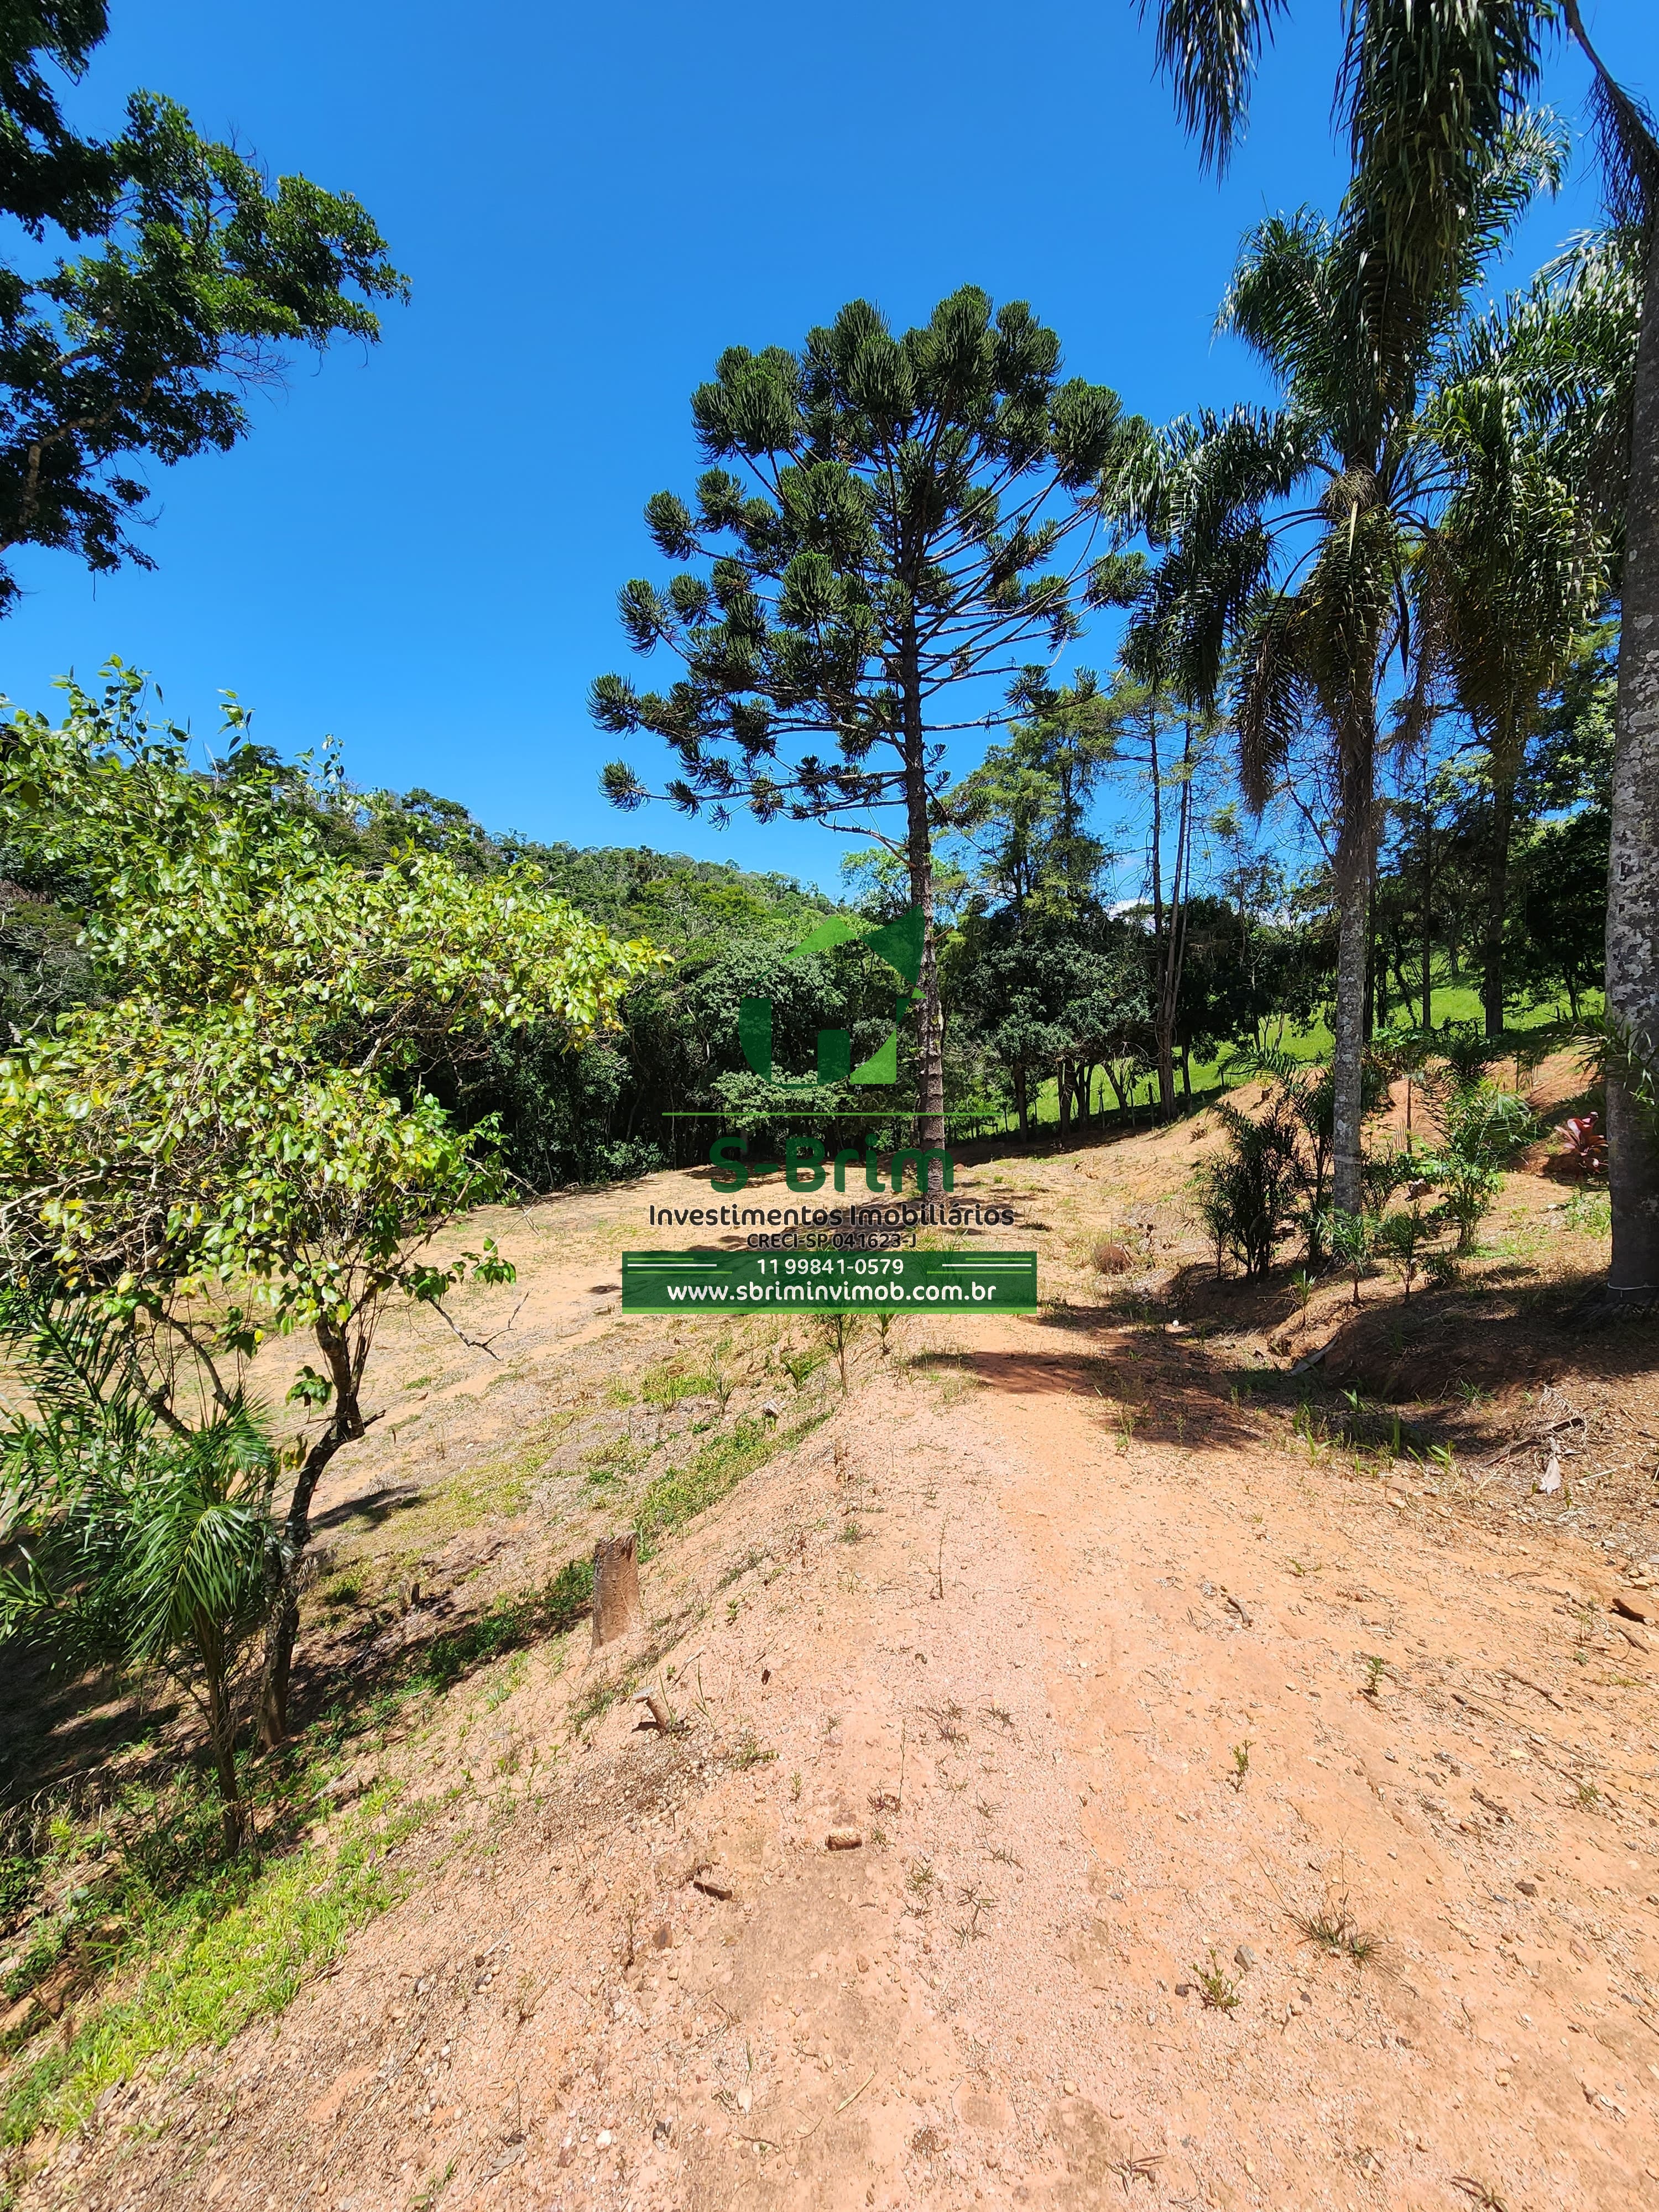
left=2, top=1, right=1652, bottom=890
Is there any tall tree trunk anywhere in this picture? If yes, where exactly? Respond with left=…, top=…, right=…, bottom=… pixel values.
left=1155, top=721, right=1195, bottom=1120
left=900, top=633, right=945, bottom=1187
left=1566, top=3, right=1659, bottom=1300
left=1331, top=745, right=1377, bottom=1217
left=1148, top=706, right=1177, bottom=1118
left=1602, top=213, right=1659, bottom=1299
left=259, top=1320, right=364, bottom=1747
left=1482, top=741, right=1519, bottom=1041
left=1420, top=797, right=1434, bottom=1030
left=1013, top=1065, right=1029, bottom=1136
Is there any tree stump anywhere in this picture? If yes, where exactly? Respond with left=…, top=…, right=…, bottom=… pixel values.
left=592, top=1532, right=642, bottom=1649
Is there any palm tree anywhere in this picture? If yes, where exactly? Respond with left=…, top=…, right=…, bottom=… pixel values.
left=0, top=1296, right=279, bottom=1851
left=1412, top=239, right=1637, bottom=1037
left=1136, top=0, right=1659, bottom=1286
left=1117, top=121, right=1560, bottom=1212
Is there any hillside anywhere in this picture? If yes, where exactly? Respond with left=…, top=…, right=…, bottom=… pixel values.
left=2, top=1079, right=1657, bottom=2212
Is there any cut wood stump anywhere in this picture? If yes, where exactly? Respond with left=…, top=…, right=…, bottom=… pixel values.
left=592, top=1532, right=642, bottom=1649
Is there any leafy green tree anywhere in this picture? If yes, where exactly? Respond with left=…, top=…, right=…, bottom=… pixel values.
left=0, top=1296, right=278, bottom=1849
left=592, top=287, right=1142, bottom=1164
left=1134, top=0, right=1659, bottom=1296
left=0, top=3, right=404, bottom=608
left=0, top=670, right=661, bottom=1741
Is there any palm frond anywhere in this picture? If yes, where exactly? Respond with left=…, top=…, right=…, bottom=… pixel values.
left=1142, top=0, right=1290, bottom=173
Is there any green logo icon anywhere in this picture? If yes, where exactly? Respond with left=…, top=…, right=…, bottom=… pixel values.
left=738, top=906, right=924, bottom=1087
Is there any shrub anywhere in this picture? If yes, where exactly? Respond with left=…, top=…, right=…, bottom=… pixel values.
left=1441, top=1080, right=1536, bottom=1170
left=1190, top=1099, right=1303, bottom=1277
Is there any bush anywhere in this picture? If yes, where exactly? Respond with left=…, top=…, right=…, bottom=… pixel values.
left=1191, top=1099, right=1303, bottom=1277
left=1441, top=1080, right=1536, bottom=1170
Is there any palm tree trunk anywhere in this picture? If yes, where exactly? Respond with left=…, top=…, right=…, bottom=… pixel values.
left=1604, top=213, right=1659, bottom=1302
left=1564, top=0, right=1659, bottom=1302
left=1482, top=745, right=1519, bottom=1041
left=1331, top=773, right=1375, bottom=1217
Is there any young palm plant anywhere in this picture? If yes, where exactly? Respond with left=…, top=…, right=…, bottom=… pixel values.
left=0, top=1297, right=280, bottom=1850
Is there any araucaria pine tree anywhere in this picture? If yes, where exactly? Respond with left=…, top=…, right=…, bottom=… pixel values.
left=592, top=288, right=1140, bottom=1156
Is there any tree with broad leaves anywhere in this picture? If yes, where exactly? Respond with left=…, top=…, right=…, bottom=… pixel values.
left=1134, top=0, right=1659, bottom=1296
left=0, top=2, right=405, bottom=611
left=0, top=669, right=662, bottom=1747
left=591, top=286, right=1145, bottom=1166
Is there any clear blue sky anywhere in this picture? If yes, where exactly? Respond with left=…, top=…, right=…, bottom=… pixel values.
left=2, top=1, right=1652, bottom=890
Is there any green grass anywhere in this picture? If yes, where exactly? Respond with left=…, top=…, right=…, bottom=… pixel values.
left=635, top=1411, right=824, bottom=1551
left=638, top=1361, right=722, bottom=1410
left=1000, top=989, right=1595, bottom=1137
left=2, top=1783, right=427, bottom=2148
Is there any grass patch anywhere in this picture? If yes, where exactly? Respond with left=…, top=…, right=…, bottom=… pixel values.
left=639, top=1361, right=721, bottom=1410
left=2, top=1783, right=427, bottom=2147
left=1292, top=1893, right=1381, bottom=1965
left=634, top=1413, right=823, bottom=1553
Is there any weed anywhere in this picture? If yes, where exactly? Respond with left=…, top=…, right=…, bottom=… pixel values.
left=1230, top=1741, right=1252, bottom=1792
left=1451, top=2180, right=1510, bottom=2211
left=731, top=1730, right=776, bottom=1771
left=989, top=1844, right=1022, bottom=1868
left=483, top=1652, right=528, bottom=1712
left=1574, top=1779, right=1601, bottom=1811
left=980, top=1702, right=1015, bottom=1731
left=1563, top=1187, right=1611, bottom=1237
left=1361, top=1654, right=1388, bottom=1699
left=926, top=1700, right=966, bottom=1746
left=1293, top=1894, right=1380, bottom=1965
left=789, top=1771, right=802, bottom=1803
left=838, top=1519, right=865, bottom=1543
left=1191, top=1950, right=1240, bottom=2011
left=321, top=1571, right=367, bottom=1611
left=640, top=1363, right=721, bottom=1410
left=952, top=1886, right=994, bottom=1944
left=905, top=1858, right=935, bottom=1901
left=412, top=2158, right=458, bottom=2210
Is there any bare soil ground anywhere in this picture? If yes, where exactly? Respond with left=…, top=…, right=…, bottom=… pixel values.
left=5, top=1068, right=1658, bottom=2212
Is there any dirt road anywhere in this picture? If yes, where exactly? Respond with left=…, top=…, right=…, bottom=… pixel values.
left=15, top=1125, right=1659, bottom=2212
